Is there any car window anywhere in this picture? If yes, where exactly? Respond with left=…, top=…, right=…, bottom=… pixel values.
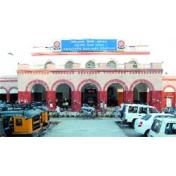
left=149, top=108, right=158, bottom=113
left=151, top=119, right=162, bottom=133
left=142, top=114, right=152, bottom=120
left=139, top=107, right=148, bottom=114
left=128, top=106, right=138, bottom=113
left=165, top=123, right=176, bottom=135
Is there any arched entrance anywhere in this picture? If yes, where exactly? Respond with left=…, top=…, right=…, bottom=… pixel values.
left=163, top=86, right=176, bottom=108
left=0, top=88, right=7, bottom=102
left=133, top=83, right=150, bottom=104
left=9, top=88, right=18, bottom=103
left=107, top=83, right=124, bottom=107
left=31, top=84, right=46, bottom=102
left=81, top=83, right=98, bottom=107
left=56, top=84, right=72, bottom=109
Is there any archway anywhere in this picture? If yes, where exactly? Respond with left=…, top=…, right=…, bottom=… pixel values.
left=107, top=83, right=124, bottom=107
left=56, top=84, right=72, bottom=109
left=133, top=83, right=150, bottom=104
left=31, top=84, right=46, bottom=102
left=81, top=83, right=98, bottom=107
left=9, top=88, right=18, bottom=103
left=0, top=88, right=7, bottom=102
left=163, top=86, right=176, bottom=107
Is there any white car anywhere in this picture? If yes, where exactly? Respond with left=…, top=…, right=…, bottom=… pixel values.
left=121, top=104, right=159, bottom=127
left=134, top=113, right=174, bottom=136
left=149, top=117, right=176, bottom=137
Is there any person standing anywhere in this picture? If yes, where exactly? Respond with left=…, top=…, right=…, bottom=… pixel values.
left=100, top=101, right=104, bottom=116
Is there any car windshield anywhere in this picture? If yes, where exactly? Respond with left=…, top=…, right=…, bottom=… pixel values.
left=151, top=119, right=162, bottom=133
left=165, top=123, right=176, bottom=135
left=142, top=114, right=152, bottom=120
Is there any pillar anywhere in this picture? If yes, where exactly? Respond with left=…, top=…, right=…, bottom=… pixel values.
left=46, top=91, right=56, bottom=111
left=72, top=91, right=81, bottom=112
left=18, top=91, right=31, bottom=103
left=6, top=93, right=10, bottom=103
left=151, top=91, right=162, bottom=112
left=124, top=91, right=133, bottom=104
left=98, top=91, right=107, bottom=104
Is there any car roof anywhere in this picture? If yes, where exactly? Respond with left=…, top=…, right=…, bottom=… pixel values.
left=0, top=109, right=41, bottom=119
left=151, top=113, right=174, bottom=117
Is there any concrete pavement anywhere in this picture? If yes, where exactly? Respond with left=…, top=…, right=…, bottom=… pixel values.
left=43, top=117, right=126, bottom=137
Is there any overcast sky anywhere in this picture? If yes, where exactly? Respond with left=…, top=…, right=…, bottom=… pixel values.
left=0, top=0, right=176, bottom=76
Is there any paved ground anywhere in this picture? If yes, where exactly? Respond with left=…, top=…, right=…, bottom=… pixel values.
left=43, top=117, right=126, bottom=137
left=115, top=121, right=143, bottom=137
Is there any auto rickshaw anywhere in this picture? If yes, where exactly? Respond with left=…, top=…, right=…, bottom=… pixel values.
left=33, top=105, right=50, bottom=130
left=0, top=109, right=43, bottom=136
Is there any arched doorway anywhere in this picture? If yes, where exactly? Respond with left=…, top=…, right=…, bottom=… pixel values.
left=56, top=84, right=72, bottom=108
left=107, top=83, right=124, bottom=107
left=163, top=86, right=176, bottom=108
left=31, top=84, right=46, bottom=102
left=81, top=83, right=98, bottom=107
left=9, top=88, right=18, bottom=103
left=133, top=83, right=150, bottom=104
left=0, top=88, right=7, bottom=102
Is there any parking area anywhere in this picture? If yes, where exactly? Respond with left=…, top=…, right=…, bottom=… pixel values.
left=43, top=117, right=127, bottom=137
left=42, top=117, right=143, bottom=137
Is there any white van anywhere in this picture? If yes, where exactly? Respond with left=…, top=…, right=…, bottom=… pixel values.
left=121, top=104, right=159, bottom=127
left=149, top=117, right=176, bottom=137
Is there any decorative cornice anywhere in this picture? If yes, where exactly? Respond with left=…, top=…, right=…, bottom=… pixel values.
left=0, top=79, right=17, bottom=82
left=17, top=69, right=163, bottom=75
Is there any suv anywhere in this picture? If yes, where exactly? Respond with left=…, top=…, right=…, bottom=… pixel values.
left=121, top=104, right=159, bottom=127
left=149, top=117, right=176, bottom=137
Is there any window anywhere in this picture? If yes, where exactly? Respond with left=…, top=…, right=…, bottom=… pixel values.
left=16, top=119, right=22, bottom=126
left=142, top=114, right=152, bottom=121
left=149, top=108, right=158, bottom=113
left=128, top=106, right=138, bottom=113
left=107, top=61, right=116, bottom=69
left=139, top=107, right=148, bottom=114
left=129, top=60, right=138, bottom=68
left=65, top=61, right=74, bottom=69
left=151, top=119, right=162, bottom=133
left=165, top=123, right=176, bottom=134
left=44, top=61, right=54, bottom=69
left=86, top=61, right=95, bottom=69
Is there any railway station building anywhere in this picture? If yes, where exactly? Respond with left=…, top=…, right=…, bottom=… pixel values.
left=0, top=39, right=175, bottom=111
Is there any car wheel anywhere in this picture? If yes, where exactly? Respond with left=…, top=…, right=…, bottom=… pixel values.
left=145, top=130, right=150, bottom=137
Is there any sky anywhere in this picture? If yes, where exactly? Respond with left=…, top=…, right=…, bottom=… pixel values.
left=0, top=0, right=176, bottom=75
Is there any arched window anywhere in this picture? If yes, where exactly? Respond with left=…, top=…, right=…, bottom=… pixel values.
left=65, top=61, right=74, bottom=69
left=107, top=61, right=116, bottom=68
left=85, top=61, right=95, bottom=69
left=129, top=60, right=138, bottom=68
left=44, top=61, right=55, bottom=69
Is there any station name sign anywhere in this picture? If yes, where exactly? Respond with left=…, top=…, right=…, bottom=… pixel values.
left=53, top=39, right=125, bottom=52
left=59, top=39, right=120, bottom=52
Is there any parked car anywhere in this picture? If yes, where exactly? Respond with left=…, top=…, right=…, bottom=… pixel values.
left=149, top=117, right=176, bottom=137
left=162, top=107, right=176, bottom=115
left=121, top=104, right=159, bottom=127
left=134, top=113, right=174, bottom=136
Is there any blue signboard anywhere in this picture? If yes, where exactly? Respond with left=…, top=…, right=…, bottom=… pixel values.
left=61, top=39, right=117, bottom=52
